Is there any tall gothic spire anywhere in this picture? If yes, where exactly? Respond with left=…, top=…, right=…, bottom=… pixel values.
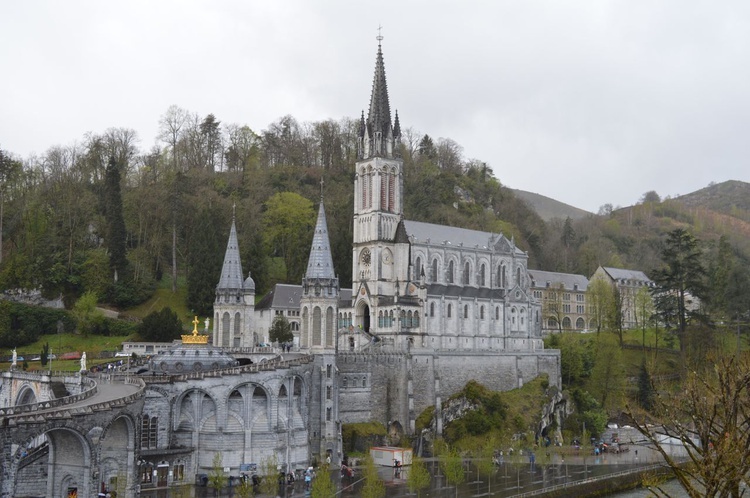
left=305, top=201, right=336, bottom=280
left=216, top=216, right=244, bottom=291
left=360, top=34, right=400, bottom=159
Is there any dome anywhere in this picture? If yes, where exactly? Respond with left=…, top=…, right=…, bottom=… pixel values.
left=148, top=343, right=238, bottom=374
left=243, top=271, right=256, bottom=291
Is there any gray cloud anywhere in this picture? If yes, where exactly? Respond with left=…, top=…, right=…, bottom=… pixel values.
left=1, top=1, right=748, bottom=212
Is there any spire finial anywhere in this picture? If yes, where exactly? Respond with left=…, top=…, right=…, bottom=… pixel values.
left=377, top=25, right=383, bottom=45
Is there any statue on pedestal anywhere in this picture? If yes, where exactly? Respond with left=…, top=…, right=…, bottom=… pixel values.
left=80, top=352, right=87, bottom=372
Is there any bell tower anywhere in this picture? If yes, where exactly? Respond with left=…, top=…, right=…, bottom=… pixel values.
left=352, top=36, right=416, bottom=346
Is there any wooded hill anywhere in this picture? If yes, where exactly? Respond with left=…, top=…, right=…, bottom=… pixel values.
left=1, top=108, right=748, bottom=327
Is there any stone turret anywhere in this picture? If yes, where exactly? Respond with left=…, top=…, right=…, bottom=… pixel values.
left=213, top=212, right=255, bottom=347
left=300, top=194, right=339, bottom=351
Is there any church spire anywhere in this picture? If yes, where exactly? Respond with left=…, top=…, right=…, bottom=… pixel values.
left=362, top=31, right=397, bottom=159
left=305, top=196, right=336, bottom=280
left=216, top=216, right=244, bottom=291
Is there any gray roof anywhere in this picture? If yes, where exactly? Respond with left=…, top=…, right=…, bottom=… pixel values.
left=404, top=220, right=524, bottom=255
left=305, top=202, right=336, bottom=279
left=256, top=283, right=352, bottom=310
left=216, top=219, right=245, bottom=291
left=602, top=267, right=652, bottom=283
left=528, top=270, right=589, bottom=292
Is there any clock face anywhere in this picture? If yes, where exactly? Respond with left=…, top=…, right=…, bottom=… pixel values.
left=361, top=248, right=371, bottom=266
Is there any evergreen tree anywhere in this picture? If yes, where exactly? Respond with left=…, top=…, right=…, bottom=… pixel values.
left=138, top=307, right=184, bottom=342
left=187, top=205, right=224, bottom=317
left=104, top=156, right=128, bottom=282
left=637, top=359, right=654, bottom=412
left=651, top=228, right=707, bottom=354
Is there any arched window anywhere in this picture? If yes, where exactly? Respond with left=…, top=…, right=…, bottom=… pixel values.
left=313, top=307, right=322, bottom=346
left=479, top=264, right=486, bottom=287
left=548, top=317, right=558, bottom=328
left=400, top=310, right=406, bottom=327
left=480, top=306, right=485, bottom=319
left=463, top=262, right=470, bottom=285
left=516, top=267, right=522, bottom=286
left=447, top=261, right=454, bottom=284
left=378, top=311, right=384, bottom=328
left=432, top=259, right=439, bottom=282
left=464, top=305, right=469, bottom=319
left=495, top=307, right=500, bottom=320
left=413, top=312, right=420, bottom=327
left=447, top=304, right=452, bottom=318
left=430, top=302, right=435, bottom=317
left=389, top=310, right=394, bottom=327
left=576, top=317, right=585, bottom=330
left=326, top=307, right=334, bottom=346
left=562, top=317, right=572, bottom=329
left=415, top=257, right=422, bottom=279
left=407, top=311, right=413, bottom=328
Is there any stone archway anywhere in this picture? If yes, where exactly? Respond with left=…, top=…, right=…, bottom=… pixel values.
left=46, top=428, right=92, bottom=498
left=99, top=416, right=136, bottom=495
left=357, top=301, right=371, bottom=333
left=15, top=385, right=37, bottom=405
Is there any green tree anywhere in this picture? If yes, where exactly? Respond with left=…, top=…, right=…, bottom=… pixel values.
left=587, top=278, right=614, bottom=335
left=0, top=148, right=22, bottom=265
left=406, top=456, right=431, bottom=498
left=269, top=315, right=294, bottom=344
left=72, top=291, right=104, bottom=337
left=440, top=449, right=465, bottom=498
left=208, top=452, right=225, bottom=495
left=360, top=455, right=385, bottom=498
left=636, top=359, right=654, bottom=412
left=634, top=285, right=654, bottom=349
left=40, top=342, right=50, bottom=367
left=310, top=463, right=336, bottom=498
left=103, top=156, right=128, bottom=282
left=258, top=454, right=279, bottom=497
left=651, top=228, right=707, bottom=354
left=473, top=437, right=496, bottom=496
left=587, top=334, right=625, bottom=415
left=138, top=307, right=184, bottom=342
left=186, top=204, right=225, bottom=316
left=262, top=192, right=315, bottom=283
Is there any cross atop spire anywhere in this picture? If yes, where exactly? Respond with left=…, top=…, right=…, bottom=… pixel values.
left=377, top=25, right=383, bottom=44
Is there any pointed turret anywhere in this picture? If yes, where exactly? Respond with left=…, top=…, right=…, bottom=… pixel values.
left=305, top=202, right=336, bottom=280
left=216, top=217, right=244, bottom=292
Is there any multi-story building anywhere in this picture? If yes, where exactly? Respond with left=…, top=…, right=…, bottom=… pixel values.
left=528, top=270, right=590, bottom=334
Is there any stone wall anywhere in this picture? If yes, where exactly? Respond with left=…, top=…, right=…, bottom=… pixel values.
left=337, top=349, right=561, bottom=434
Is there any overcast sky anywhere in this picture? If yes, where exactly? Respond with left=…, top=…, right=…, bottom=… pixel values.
left=2, top=1, right=749, bottom=212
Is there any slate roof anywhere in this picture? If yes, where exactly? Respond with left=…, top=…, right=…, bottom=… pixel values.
left=216, top=219, right=245, bottom=291
left=528, top=270, right=589, bottom=292
left=404, top=220, right=524, bottom=255
left=256, top=284, right=352, bottom=311
left=602, top=267, right=652, bottom=283
left=305, top=202, right=336, bottom=279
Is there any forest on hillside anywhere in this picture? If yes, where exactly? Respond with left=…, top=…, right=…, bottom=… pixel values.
left=1, top=106, right=749, bottom=325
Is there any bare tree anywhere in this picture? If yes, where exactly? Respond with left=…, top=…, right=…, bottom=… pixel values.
left=629, top=354, right=750, bottom=498
left=158, top=105, right=188, bottom=172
